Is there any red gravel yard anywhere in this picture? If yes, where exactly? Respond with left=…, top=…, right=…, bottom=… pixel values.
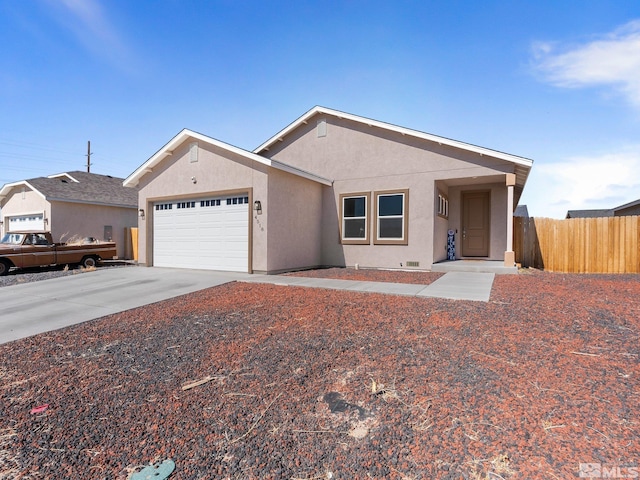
left=1, top=270, right=639, bottom=479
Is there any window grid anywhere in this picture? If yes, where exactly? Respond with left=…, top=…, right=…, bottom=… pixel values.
left=157, top=195, right=249, bottom=210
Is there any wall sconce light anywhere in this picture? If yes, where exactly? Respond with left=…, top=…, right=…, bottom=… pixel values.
left=253, top=200, right=262, bottom=213
left=139, top=209, right=145, bottom=218
left=191, top=176, right=197, bottom=184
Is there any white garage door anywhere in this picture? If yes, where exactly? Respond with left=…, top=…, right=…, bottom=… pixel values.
left=153, top=194, right=249, bottom=272
left=8, top=214, right=45, bottom=231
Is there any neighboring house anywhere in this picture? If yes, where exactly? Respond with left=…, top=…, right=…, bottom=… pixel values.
left=124, top=106, right=533, bottom=273
left=513, top=205, right=529, bottom=218
left=0, top=171, right=138, bottom=259
left=566, top=198, right=640, bottom=219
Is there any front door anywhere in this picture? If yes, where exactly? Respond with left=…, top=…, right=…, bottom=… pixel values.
left=462, top=191, right=490, bottom=257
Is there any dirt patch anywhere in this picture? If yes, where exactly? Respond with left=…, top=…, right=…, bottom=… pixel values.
left=1, top=270, right=639, bottom=479
left=283, top=267, right=444, bottom=285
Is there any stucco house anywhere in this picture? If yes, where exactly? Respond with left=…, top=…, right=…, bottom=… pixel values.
left=0, top=171, right=138, bottom=259
left=124, top=106, right=533, bottom=273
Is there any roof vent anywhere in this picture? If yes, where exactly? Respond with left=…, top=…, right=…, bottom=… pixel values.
left=317, top=119, right=327, bottom=138
left=189, top=142, right=198, bottom=163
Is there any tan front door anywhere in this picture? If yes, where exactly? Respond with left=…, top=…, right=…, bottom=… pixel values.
left=462, top=191, right=490, bottom=257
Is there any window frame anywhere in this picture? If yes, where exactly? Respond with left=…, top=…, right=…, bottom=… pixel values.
left=339, top=192, right=371, bottom=245
left=374, top=189, right=409, bottom=245
left=437, top=190, right=449, bottom=219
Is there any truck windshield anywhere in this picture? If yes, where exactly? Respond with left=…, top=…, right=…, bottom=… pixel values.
left=1, top=233, right=24, bottom=245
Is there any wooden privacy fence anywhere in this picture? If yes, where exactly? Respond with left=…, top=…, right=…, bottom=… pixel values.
left=124, top=227, right=139, bottom=261
left=514, top=216, right=640, bottom=273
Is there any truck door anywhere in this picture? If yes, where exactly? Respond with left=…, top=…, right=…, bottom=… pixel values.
left=21, top=233, right=55, bottom=268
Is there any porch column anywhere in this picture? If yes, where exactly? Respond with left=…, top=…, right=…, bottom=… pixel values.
left=504, top=173, right=516, bottom=267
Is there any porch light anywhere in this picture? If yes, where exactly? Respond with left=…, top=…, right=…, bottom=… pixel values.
left=139, top=209, right=145, bottom=218
left=253, top=200, right=262, bottom=213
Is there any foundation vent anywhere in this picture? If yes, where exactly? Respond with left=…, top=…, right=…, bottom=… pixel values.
left=406, top=261, right=420, bottom=267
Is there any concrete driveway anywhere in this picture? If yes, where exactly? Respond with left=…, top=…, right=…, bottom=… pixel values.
left=0, top=267, right=249, bottom=345
left=0, top=266, right=495, bottom=345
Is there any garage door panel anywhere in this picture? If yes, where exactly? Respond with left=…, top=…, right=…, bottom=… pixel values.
left=153, top=195, right=249, bottom=272
left=8, top=214, right=45, bottom=231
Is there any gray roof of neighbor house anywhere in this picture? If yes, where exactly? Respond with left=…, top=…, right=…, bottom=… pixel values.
left=565, top=209, right=613, bottom=219
left=613, top=198, right=640, bottom=213
left=565, top=197, right=640, bottom=219
left=0, top=171, right=137, bottom=208
left=514, top=205, right=529, bottom=217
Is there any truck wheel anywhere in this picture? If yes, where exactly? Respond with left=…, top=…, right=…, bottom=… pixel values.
left=0, top=261, right=9, bottom=276
left=81, top=256, right=99, bottom=268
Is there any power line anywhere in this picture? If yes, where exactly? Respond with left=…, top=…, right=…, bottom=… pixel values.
left=0, top=139, right=80, bottom=156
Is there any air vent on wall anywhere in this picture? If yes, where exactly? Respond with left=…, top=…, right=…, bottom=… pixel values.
left=189, top=142, right=198, bottom=163
left=406, top=261, right=420, bottom=267
left=317, top=119, right=327, bottom=137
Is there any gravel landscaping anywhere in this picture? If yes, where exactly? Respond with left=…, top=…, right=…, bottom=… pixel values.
left=1, top=269, right=639, bottom=479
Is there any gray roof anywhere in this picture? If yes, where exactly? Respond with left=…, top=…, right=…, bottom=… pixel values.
left=26, top=171, right=137, bottom=208
left=565, top=209, right=613, bottom=219
left=514, top=205, right=529, bottom=217
left=613, top=198, right=640, bottom=212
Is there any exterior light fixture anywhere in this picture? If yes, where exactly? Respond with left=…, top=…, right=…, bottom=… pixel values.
left=139, top=209, right=145, bottom=218
left=253, top=200, right=262, bottom=213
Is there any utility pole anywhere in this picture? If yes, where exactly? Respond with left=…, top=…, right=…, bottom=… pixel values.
left=86, top=141, right=92, bottom=173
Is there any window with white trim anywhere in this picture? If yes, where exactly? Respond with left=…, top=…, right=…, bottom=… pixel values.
left=340, top=192, right=370, bottom=244
left=374, top=189, right=408, bottom=245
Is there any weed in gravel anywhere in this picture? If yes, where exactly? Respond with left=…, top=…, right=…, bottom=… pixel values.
left=292, top=470, right=334, bottom=479
left=0, top=427, right=19, bottom=479
left=466, top=453, right=514, bottom=479
left=370, top=377, right=433, bottom=431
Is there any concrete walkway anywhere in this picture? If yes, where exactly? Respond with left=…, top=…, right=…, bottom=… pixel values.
left=242, top=271, right=495, bottom=302
left=0, top=267, right=495, bottom=345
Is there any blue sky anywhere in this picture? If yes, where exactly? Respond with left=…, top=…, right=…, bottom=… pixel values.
left=1, top=0, right=640, bottom=219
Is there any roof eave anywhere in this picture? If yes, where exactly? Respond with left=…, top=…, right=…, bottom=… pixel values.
left=254, top=105, right=533, bottom=177
left=0, top=180, right=47, bottom=207
left=124, top=128, right=333, bottom=188
left=47, top=197, right=138, bottom=209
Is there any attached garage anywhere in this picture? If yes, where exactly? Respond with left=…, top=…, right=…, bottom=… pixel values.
left=152, top=194, right=249, bottom=272
left=8, top=214, right=45, bottom=231
left=124, top=128, right=332, bottom=274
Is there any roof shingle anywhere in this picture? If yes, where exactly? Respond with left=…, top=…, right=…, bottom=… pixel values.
left=26, top=171, right=137, bottom=207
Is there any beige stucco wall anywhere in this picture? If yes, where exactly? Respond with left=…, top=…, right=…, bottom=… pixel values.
left=135, top=139, right=325, bottom=273
left=264, top=115, right=515, bottom=269
left=263, top=169, right=323, bottom=273
left=1, top=189, right=49, bottom=234
left=433, top=181, right=450, bottom=263
left=49, top=202, right=137, bottom=259
left=134, top=139, right=277, bottom=272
